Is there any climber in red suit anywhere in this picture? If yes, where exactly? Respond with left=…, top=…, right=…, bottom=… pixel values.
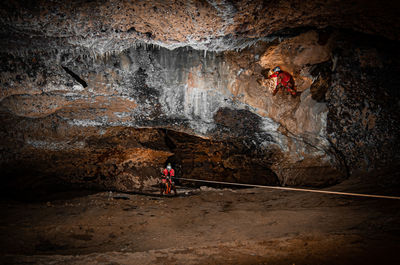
left=268, top=66, right=297, bottom=97
left=162, top=163, right=175, bottom=179
left=161, top=163, right=176, bottom=195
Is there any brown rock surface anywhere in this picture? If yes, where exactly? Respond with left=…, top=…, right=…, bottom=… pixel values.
left=0, top=1, right=399, bottom=193
left=1, top=0, right=399, bottom=53
left=1, top=29, right=399, bottom=191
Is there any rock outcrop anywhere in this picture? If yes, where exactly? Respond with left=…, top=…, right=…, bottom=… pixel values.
left=0, top=1, right=399, bottom=193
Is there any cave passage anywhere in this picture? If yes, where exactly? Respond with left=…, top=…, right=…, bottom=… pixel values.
left=1, top=0, right=400, bottom=263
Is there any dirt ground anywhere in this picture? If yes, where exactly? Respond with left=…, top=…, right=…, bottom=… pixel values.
left=0, top=177, right=399, bottom=265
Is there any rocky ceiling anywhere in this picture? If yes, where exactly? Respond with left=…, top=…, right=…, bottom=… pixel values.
left=0, top=0, right=399, bottom=193
left=1, top=0, right=400, bottom=53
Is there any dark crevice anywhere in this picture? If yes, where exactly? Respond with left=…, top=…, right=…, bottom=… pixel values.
left=127, top=26, right=137, bottom=33
left=163, top=129, right=177, bottom=150
left=61, top=66, right=88, bottom=88
left=327, top=137, right=350, bottom=179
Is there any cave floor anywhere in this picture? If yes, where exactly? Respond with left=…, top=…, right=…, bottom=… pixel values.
left=1, top=180, right=399, bottom=265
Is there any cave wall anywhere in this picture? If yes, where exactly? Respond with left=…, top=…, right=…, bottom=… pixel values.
left=1, top=0, right=399, bottom=192
left=0, top=29, right=346, bottom=190
left=326, top=33, right=400, bottom=174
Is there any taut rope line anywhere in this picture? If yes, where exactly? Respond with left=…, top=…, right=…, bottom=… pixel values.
left=174, top=177, right=400, bottom=200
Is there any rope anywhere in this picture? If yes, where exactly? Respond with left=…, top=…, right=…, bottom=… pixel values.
left=174, top=177, right=400, bottom=200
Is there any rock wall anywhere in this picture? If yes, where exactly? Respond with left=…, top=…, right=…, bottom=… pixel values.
left=326, top=32, right=400, bottom=175
left=1, top=26, right=399, bottom=192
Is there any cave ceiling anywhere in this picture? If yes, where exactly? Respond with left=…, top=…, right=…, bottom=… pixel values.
left=0, top=0, right=399, bottom=53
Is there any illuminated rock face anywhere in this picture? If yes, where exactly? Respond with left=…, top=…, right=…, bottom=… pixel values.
left=0, top=1, right=399, bottom=192
left=1, top=0, right=398, bottom=53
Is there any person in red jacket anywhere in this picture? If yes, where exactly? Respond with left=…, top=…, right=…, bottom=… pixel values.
left=162, top=163, right=175, bottom=179
left=268, top=66, right=297, bottom=97
left=160, top=163, right=176, bottom=195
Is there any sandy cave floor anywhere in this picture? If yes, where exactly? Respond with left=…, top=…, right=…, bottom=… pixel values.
left=0, top=178, right=399, bottom=265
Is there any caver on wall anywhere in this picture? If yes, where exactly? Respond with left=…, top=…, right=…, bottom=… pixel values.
left=0, top=1, right=399, bottom=194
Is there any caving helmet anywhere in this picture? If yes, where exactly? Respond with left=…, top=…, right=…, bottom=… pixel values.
left=272, top=66, right=281, bottom=72
left=167, top=163, right=172, bottom=170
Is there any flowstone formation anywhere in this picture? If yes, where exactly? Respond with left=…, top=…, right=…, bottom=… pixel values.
left=1, top=1, right=399, bottom=193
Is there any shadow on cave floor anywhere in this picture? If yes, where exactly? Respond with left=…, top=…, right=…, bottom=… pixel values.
left=0, top=182, right=230, bottom=203
left=0, top=173, right=265, bottom=204
left=0, top=183, right=101, bottom=203
left=2, top=189, right=100, bottom=203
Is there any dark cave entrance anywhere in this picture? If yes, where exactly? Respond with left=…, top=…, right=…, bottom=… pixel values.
left=162, top=129, right=279, bottom=187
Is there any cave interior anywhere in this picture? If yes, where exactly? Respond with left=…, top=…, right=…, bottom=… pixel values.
left=0, top=0, right=399, bottom=264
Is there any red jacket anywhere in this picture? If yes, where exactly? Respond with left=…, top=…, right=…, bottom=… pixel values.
left=269, top=71, right=293, bottom=87
left=162, top=168, right=175, bottom=178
